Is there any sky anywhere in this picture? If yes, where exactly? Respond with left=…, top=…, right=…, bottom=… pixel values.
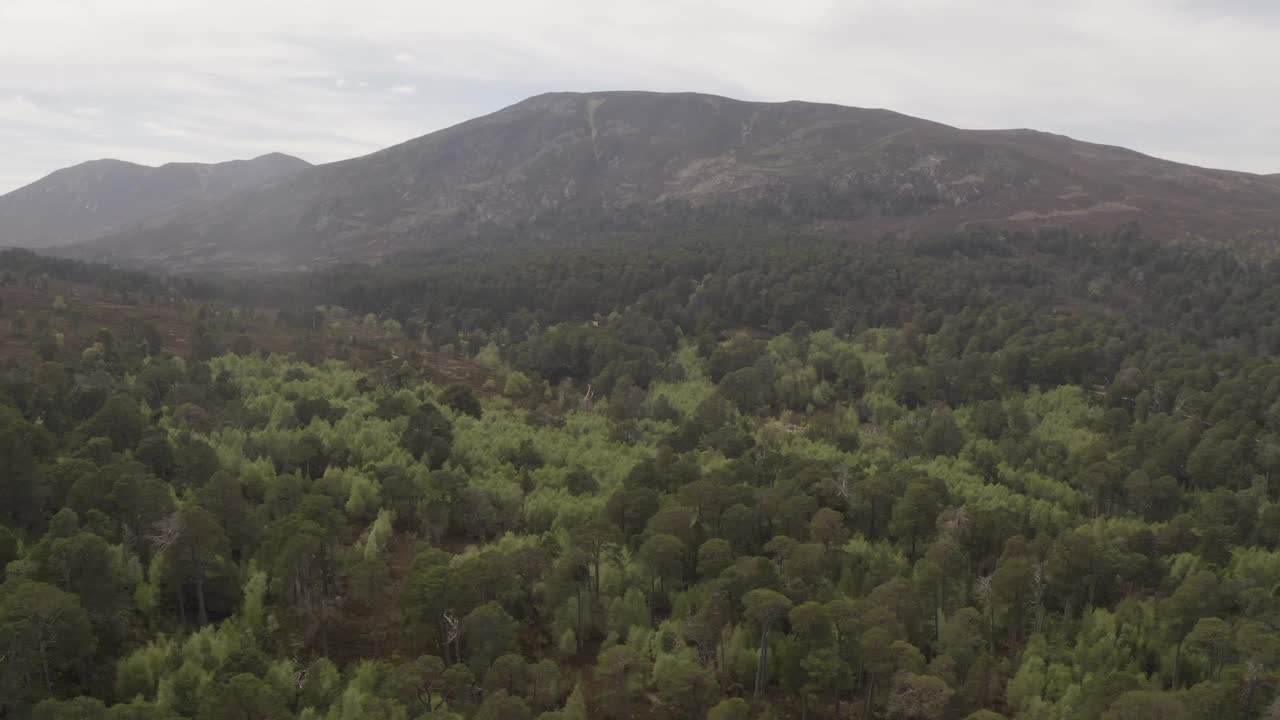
left=2, top=0, right=1278, bottom=194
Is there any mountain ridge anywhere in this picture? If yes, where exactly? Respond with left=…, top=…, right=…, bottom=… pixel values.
left=0, top=153, right=312, bottom=249
left=10, top=91, right=1280, bottom=269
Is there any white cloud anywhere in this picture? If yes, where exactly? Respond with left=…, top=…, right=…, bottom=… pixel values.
left=0, top=0, right=1278, bottom=193
left=141, top=120, right=193, bottom=138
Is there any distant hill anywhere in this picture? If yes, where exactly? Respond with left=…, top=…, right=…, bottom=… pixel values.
left=17, top=91, right=1280, bottom=270
left=0, top=153, right=311, bottom=249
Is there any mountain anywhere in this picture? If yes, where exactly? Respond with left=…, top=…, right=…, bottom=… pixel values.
left=40, top=92, right=1280, bottom=269
left=0, top=153, right=311, bottom=249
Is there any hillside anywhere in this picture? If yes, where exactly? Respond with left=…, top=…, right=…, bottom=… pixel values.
left=48, top=91, right=1280, bottom=271
left=8, top=225, right=1280, bottom=720
left=0, top=248, right=485, bottom=387
left=0, top=153, right=311, bottom=249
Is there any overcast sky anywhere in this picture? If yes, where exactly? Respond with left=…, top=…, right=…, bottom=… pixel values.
left=2, top=0, right=1278, bottom=194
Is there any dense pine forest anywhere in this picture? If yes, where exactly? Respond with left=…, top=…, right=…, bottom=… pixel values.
left=6, top=223, right=1280, bottom=720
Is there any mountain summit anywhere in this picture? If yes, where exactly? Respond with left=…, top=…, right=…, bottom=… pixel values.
left=11, top=92, right=1280, bottom=269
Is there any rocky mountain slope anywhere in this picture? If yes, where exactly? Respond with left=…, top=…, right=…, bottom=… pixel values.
left=0, top=153, right=311, bottom=249
left=13, top=91, right=1280, bottom=270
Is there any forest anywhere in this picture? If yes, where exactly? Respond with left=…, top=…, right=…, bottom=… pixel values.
left=4, top=221, right=1280, bottom=720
